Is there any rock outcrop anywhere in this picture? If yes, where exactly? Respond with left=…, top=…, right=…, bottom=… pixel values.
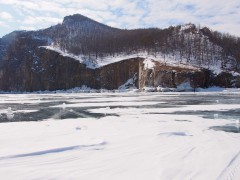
left=1, top=46, right=240, bottom=91
left=0, top=46, right=214, bottom=91
left=139, top=60, right=212, bottom=90
left=0, top=47, right=143, bottom=91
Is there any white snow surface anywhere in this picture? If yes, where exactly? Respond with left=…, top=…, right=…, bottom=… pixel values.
left=0, top=92, right=240, bottom=180
left=143, top=58, right=155, bottom=69
left=40, top=46, right=202, bottom=71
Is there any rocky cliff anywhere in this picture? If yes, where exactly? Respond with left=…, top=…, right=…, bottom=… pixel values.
left=0, top=46, right=142, bottom=91
left=1, top=46, right=229, bottom=92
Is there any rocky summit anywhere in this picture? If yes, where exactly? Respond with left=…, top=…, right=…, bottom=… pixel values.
left=0, top=14, right=240, bottom=92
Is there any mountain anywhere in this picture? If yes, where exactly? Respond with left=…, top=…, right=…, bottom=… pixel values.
left=0, top=14, right=240, bottom=92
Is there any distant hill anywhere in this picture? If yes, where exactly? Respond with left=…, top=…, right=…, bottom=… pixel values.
left=0, top=14, right=239, bottom=91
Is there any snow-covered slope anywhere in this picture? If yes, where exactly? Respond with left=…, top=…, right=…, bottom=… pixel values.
left=35, top=19, right=239, bottom=75
left=42, top=45, right=227, bottom=74
left=37, top=20, right=237, bottom=75
left=39, top=21, right=238, bottom=75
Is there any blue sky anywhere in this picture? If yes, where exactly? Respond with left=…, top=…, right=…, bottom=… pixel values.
left=0, top=0, right=240, bottom=37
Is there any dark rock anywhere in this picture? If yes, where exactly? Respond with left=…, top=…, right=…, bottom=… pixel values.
left=214, top=72, right=232, bottom=87
left=98, top=58, right=142, bottom=89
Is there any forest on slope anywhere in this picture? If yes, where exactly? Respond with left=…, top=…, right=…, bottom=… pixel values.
left=38, top=14, right=240, bottom=72
left=1, top=14, right=240, bottom=72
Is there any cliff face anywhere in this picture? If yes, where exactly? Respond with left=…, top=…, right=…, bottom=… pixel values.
left=0, top=47, right=143, bottom=91
left=139, top=61, right=211, bottom=90
left=0, top=47, right=94, bottom=91
left=97, top=58, right=142, bottom=90
left=0, top=43, right=239, bottom=92
left=213, top=72, right=240, bottom=88
left=0, top=45, right=213, bottom=92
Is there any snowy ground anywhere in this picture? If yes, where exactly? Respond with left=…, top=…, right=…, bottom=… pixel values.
left=42, top=46, right=202, bottom=70
left=0, top=92, right=240, bottom=180
left=41, top=46, right=240, bottom=77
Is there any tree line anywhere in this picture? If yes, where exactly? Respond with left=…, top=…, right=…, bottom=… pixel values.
left=37, top=22, right=240, bottom=71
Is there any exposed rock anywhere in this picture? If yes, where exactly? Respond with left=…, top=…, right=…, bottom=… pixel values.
left=0, top=47, right=143, bottom=91
left=139, top=61, right=211, bottom=91
left=0, top=45, right=236, bottom=92
left=213, top=72, right=240, bottom=88
left=97, top=58, right=142, bottom=89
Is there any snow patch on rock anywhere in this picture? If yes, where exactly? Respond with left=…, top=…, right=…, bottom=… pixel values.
left=177, top=82, right=193, bottom=92
left=40, top=46, right=98, bottom=69
left=143, top=58, right=155, bottom=70
left=118, top=74, right=137, bottom=90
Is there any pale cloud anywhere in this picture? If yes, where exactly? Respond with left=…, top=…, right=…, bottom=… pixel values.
left=143, top=0, right=240, bottom=36
left=21, top=16, right=62, bottom=30
left=0, top=12, right=13, bottom=20
left=0, top=21, right=9, bottom=28
left=19, top=26, right=37, bottom=31
left=61, top=0, right=109, bottom=11
left=0, top=0, right=239, bottom=37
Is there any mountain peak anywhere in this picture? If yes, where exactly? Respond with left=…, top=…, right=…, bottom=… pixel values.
left=62, top=14, right=92, bottom=25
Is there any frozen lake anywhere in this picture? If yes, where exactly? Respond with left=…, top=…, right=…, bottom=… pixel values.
left=0, top=92, right=240, bottom=179
left=1, top=92, right=240, bottom=124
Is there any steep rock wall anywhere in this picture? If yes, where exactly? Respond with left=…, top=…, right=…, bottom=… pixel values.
left=0, top=47, right=239, bottom=92
left=0, top=47, right=96, bottom=91
left=98, top=58, right=143, bottom=89
left=139, top=62, right=211, bottom=90
left=0, top=48, right=144, bottom=91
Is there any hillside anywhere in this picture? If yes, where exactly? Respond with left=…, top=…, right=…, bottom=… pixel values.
left=0, top=14, right=240, bottom=91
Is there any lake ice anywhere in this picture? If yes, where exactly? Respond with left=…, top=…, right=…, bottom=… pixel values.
left=0, top=92, right=240, bottom=180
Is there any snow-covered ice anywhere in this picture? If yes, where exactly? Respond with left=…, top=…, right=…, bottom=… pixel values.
left=0, top=92, right=240, bottom=180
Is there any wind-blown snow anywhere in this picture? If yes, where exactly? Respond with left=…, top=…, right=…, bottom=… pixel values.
left=0, top=92, right=240, bottom=180
left=40, top=46, right=99, bottom=69
left=143, top=58, right=155, bottom=69
left=39, top=46, right=201, bottom=71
